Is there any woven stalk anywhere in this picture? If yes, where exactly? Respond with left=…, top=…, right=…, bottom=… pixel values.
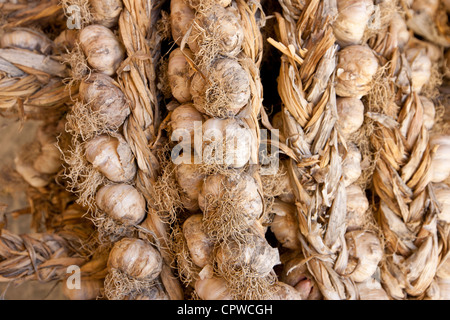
left=0, top=0, right=77, bottom=122
left=271, top=0, right=359, bottom=300
left=363, top=1, right=444, bottom=300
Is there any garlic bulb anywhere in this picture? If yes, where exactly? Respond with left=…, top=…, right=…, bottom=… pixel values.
left=332, top=0, right=374, bottom=46
left=33, top=142, right=62, bottom=174
left=336, top=97, right=365, bottom=137
left=411, top=0, right=439, bottom=17
left=433, top=183, right=450, bottom=224
left=84, top=134, right=137, bottom=183
left=198, top=173, right=263, bottom=225
left=0, top=28, right=53, bottom=54
left=356, top=277, right=390, bottom=300
left=345, top=184, right=369, bottom=231
left=14, top=156, right=49, bottom=188
left=95, top=183, right=146, bottom=226
left=182, top=214, right=214, bottom=268
left=405, top=47, right=431, bottom=93
left=175, top=161, right=205, bottom=211
left=190, top=58, right=250, bottom=117
left=271, top=282, right=303, bottom=300
left=195, top=276, right=233, bottom=300
left=215, top=233, right=281, bottom=277
left=170, top=0, right=195, bottom=46
left=420, top=95, right=435, bottom=130
left=79, top=73, right=130, bottom=129
left=189, top=5, right=244, bottom=57
left=280, top=253, right=309, bottom=287
left=170, top=103, right=203, bottom=148
left=196, top=118, right=254, bottom=168
left=270, top=201, right=301, bottom=250
left=430, top=135, right=450, bottom=183
left=344, top=230, right=383, bottom=283
left=389, top=13, right=410, bottom=50
left=335, top=45, right=379, bottom=98
left=62, top=278, right=104, bottom=300
left=168, top=48, right=194, bottom=104
left=79, top=24, right=125, bottom=76
left=108, top=238, right=163, bottom=281
left=342, top=142, right=362, bottom=187
left=89, top=0, right=123, bottom=28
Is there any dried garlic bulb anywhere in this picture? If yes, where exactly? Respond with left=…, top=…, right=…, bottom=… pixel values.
left=344, top=230, right=383, bottom=283
left=170, top=0, right=195, bottom=46
left=195, top=276, right=232, bottom=300
left=0, top=28, right=53, bottom=54
left=85, top=134, right=137, bottom=183
left=198, top=173, right=263, bottom=224
left=430, top=135, right=450, bottom=183
left=405, top=47, right=431, bottom=93
left=270, top=201, right=301, bottom=250
left=215, top=233, right=280, bottom=277
left=333, top=0, right=374, bottom=46
left=14, top=156, right=50, bottom=188
left=389, top=13, right=410, bottom=50
left=271, top=282, right=303, bottom=300
left=33, top=142, right=62, bottom=175
left=335, top=45, right=379, bottom=98
left=342, top=142, right=362, bottom=187
left=190, top=58, right=250, bottom=117
left=345, top=184, right=369, bottom=231
left=175, top=161, right=205, bottom=211
left=411, top=0, right=439, bottom=17
left=189, top=5, right=244, bottom=57
left=95, top=183, right=146, bottom=226
left=168, top=48, right=194, bottom=104
left=420, top=95, right=435, bottom=130
left=79, top=73, right=130, bottom=129
left=170, top=103, right=203, bottom=147
left=182, top=214, right=214, bottom=268
left=433, top=183, right=450, bottom=224
left=62, top=278, right=104, bottom=300
left=79, top=24, right=125, bottom=76
left=108, top=238, right=163, bottom=281
left=336, top=97, right=365, bottom=137
left=89, top=0, right=123, bottom=28
left=356, top=277, right=390, bottom=300
left=196, top=118, right=254, bottom=168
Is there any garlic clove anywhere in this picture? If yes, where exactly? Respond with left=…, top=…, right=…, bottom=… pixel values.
left=84, top=134, right=136, bottom=183
left=270, top=200, right=302, bottom=250
left=336, top=97, right=365, bottom=137
left=182, top=214, right=214, bottom=268
left=345, top=184, right=369, bottom=231
left=342, top=142, right=362, bottom=187
left=430, top=135, right=450, bottom=183
left=168, top=48, right=194, bottom=104
left=195, top=276, right=233, bottom=300
left=271, top=282, right=303, bottom=300
left=89, top=0, right=123, bottom=28
left=170, top=0, right=195, bottom=46
left=95, top=183, right=146, bottom=226
left=356, top=277, right=390, bottom=300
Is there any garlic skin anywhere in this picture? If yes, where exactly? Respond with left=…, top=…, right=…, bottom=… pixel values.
left=108, top=238, right=163, bottom=281
left=332, top=0, right=374, bottom=46
left=342, top=142, right=362, bottom=187
left=0, top=28, right=53, bottom=54
left=198, top=173, right=263, bottom=225
left=196, top=118, right=254, bottom=168
left=170, top=103, right=203, bottom=148
left=168, top=48, right=193, bottom=104
left=14, top=156, right=50, bottom=188
left=411, top=0, right=439, bottom=17
left=33, top=142, right=62, bottom=174
left=175, top=162, right=205, bottom=211
left=271, top=282, right=303, bottom=300
left=190, top=5, right=244, bottom=57
left=389, top=13, right=410, bottom=50
left=335, top=45, right=379, bottom=98
left=215, top=233, right=281, bottom=277
left=79, top=24, right=125, bottom=76
left=95, top=183, right=146, bottom=226
left=356, top=277, right=390, bottom=300
left=429, top=135, right=450, bottom=183
left=405, top=47, right=431, bottom=93
left=195, top=276, right=233, bottom=300
left=433, top=183, right=450, bottom=224
left=190, top=58, right=250, bottom=117
left=62, top=278, right=104, bottom=300
left=85, top=134, right=137, bottom=183
left=79, top=73, right=130, bottom=129
left=336, top=97, right=365, bottom=137
left=54, top=29, right=79, bottom=51
left=270, top=201, right=301, bottom=250
left=89, top=0, right=123, bottom=28
left=420, top=95, right=435, bottom=130
left=170, top=0, right=195, bottom=46
left=182, top=214, right=214, bottom=268
left=188, top=0, right=231, bottom=9
left=345, top=184, right=369, bottom=231
left=344, top=230, right=383, bottom=283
